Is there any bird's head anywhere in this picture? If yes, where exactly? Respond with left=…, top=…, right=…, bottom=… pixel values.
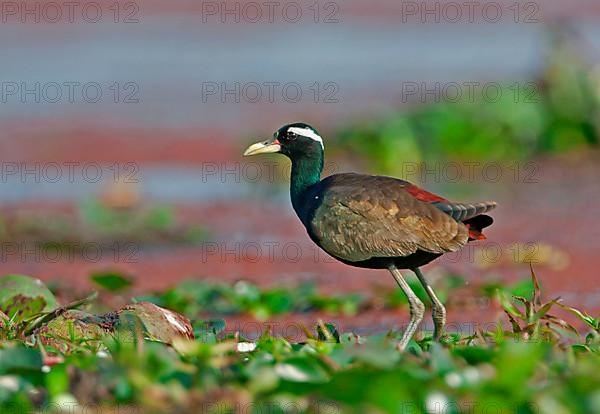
left=243, top=123, right=324, bottom=160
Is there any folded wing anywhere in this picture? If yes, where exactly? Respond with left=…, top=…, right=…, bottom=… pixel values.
left=310, top=174, right=477, bottom=262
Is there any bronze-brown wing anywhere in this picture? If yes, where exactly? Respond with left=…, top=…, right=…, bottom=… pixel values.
left=309, top=174, right=469, bottom=262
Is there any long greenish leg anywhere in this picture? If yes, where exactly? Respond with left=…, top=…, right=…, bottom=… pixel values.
left=389, top=264, right=425, bottom=351
left=413, top=267, right=446, bottom=341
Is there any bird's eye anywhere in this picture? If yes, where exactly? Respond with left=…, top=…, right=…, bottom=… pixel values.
left=287, top=132, right=297, bottom=141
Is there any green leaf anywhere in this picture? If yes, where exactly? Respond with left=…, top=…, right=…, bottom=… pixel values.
left=508, top=278, right=535, bottom=298
left=91, top=272, right=134, bottom=292
left=558, top=303, right=600, bottom=332
left=428, top=342, right=456, bottom=375
left=317, top=322, right=340, bottom=343
left=1, top=295, right=47, bottom=324
left=496, top=290, right=524, bottom=319
left=145, top=207, right=174, bottom=230
left=453, top=346, right=495, bottom=364
left=45, top=364, right=69, bottom=398
left=247, top=366, right=280, bottom=393
left=275, top=357, right=330, bottom=383
left=0, top=345, right=43, bottom=374
left=347, top=343, right=401, bottom=369
left=0, top=275, right=58, bottom=312
left=532, top=298, right=561, bottom=322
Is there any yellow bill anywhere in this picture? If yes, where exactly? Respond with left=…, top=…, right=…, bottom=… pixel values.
left=243, top=140, right=281, bottom=156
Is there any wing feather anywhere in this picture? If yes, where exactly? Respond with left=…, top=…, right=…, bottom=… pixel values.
left=309, top=174, right=469, bottom=262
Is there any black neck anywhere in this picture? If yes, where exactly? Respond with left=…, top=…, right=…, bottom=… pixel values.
left=290, top=151, right=324, bottom=213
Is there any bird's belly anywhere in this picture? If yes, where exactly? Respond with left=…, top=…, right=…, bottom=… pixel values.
left=337, top=251, right=442, bottom=270
left=306, top=223, right=441, bottom=270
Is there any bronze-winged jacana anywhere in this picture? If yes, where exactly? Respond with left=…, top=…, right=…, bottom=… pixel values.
left=243, top=123, right=496, bottom=351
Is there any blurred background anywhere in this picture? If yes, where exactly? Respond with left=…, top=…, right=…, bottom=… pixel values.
left=1, top=0, right=599, bottom=334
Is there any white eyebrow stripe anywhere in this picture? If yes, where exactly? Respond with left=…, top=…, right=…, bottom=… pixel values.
left=288, top=127, right=324, bottom=149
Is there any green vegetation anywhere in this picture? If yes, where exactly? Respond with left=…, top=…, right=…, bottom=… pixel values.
left=138, top=279, right=364, bottom=320
left=0, top=201, right=207, bottom=248
left=136, top=274, right=538, bottom=321
left=0, top=270, right=599, bottom=413
left=333, top=36, right=600, bottom=175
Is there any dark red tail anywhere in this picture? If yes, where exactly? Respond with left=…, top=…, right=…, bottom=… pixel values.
left=463, top=214, right=494, bottom=240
